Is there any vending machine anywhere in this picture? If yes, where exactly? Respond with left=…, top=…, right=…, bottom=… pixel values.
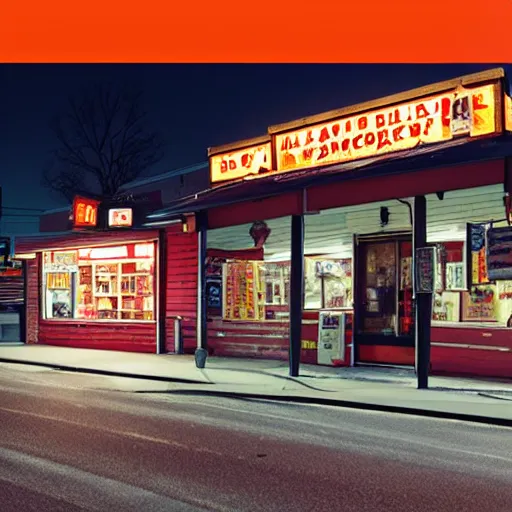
left=317, top=311, right=346, bottom=366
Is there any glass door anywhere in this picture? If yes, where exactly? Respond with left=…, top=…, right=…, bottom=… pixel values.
left=356, top=237, right=414, bottom=350
left=359, top=241, right=397, bottom=337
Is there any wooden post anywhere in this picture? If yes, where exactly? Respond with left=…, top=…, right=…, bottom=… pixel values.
left=157, top=229, right=167, bottom=354
left=414, top=195, right=431, bottom=389
left=289, top=214, right=304, bottom=377
left=196, top=211, right=208, bottom=352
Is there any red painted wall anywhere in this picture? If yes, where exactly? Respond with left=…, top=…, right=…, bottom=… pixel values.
left=25, top=256, right=40, bottom=344
left=165, top=227, right=198, bottom=353
left=208, top=318, right=289, bottom=360
left=307, top=160, right=504, bottom=212
left=208, top=191, right=302, bottom=229
left=431, top=326, right=512, bottom=379
left=207, top=311, right=354, bottom=366
left=38, top=320, right=157, bottom=352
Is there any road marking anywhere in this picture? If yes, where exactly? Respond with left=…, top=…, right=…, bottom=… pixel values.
left=0, top=406, right=226, bottom=458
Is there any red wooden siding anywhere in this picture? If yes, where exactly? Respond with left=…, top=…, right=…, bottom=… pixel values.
left=207, top=311, right=354, bottom=366
left=38, top=320, right=156, bottom=352
left=430, top=326, right=512, bottom=379
left=358, top=346, right=416, bottom=366
left=208, top=318, right=289, bottom=360
left=25, top=256, right=40, bottom=344
left=165, top=228, right=198, bottom=353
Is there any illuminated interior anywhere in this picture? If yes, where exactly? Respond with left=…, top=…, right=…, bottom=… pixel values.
left=42, top=243, right=155, bottom=321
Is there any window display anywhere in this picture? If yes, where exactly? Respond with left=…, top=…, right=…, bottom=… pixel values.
left=42, top=243, right=155, bottom=321
left=304, top=257, right=352, bottom=310
left=432, top=236, right=512, bottom=326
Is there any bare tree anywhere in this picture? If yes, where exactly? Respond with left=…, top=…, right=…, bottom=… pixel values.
left=42, top=85, right=164, bottom=202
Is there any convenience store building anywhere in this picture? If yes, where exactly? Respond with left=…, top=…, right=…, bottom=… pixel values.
left=148, top=67, right=512, bottom=379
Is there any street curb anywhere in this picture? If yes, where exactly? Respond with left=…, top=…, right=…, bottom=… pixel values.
left=148, top=388, right=512, bottom=428
left=2, top=357, right=511, bottom=428
left=0, top=357, right=211, bottom=385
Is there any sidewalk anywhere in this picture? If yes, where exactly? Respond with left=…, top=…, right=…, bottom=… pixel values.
left=0, top=344, right=511, bottom=426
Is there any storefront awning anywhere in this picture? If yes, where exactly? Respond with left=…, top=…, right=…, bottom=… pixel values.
left=14, top=229, right=160, bottom=256
left=148, top=135, right=512, bottom=221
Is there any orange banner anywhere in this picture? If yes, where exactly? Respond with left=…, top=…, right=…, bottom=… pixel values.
left=1, top=1, right=508, bottom=62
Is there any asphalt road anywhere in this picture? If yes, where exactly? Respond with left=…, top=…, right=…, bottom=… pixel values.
left=0, top=363, right=511, bottom=512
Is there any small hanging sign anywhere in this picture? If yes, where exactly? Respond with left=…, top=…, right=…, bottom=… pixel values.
left=415, top=246, right=436, bottom=294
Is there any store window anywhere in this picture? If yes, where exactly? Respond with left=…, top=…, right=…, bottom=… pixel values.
left=304, top=257, right=352, bottom=310
left=42, top=243, right=156, bottom=321
left=432, top=239, right=512, bottom=326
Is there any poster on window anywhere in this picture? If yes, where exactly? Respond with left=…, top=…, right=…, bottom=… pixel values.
left=446, top=262, right=465, bottom=290
left=461, top=285, right=497, bottom=322
left=468, top=223, right=489, bottom=285
left=304, top=258, right=322, bottom=309
left=486, top=227, right=512, bottom=280
left=222, top=261, right=260, bottom=321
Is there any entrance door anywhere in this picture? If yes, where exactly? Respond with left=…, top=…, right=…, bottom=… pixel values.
left=355, top=237, right=415, bottom=365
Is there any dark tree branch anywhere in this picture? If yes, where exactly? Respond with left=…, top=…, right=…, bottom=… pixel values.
left=42, top=84, right=164, bottom=203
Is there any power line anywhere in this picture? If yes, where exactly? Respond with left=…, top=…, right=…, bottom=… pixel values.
left=2, top=206, right=45, bottom=212
left=2, top=214, right=41, bottom=218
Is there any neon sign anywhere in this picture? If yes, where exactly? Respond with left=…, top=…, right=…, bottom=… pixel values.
left=275, top=84, right=496, bottom=172
left=73, top=196, right=100, bottom=228
left=210, top=143, right=272, bottom=184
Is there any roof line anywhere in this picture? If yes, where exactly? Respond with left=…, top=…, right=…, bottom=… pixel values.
left=118, top=161, right=208, bottom=191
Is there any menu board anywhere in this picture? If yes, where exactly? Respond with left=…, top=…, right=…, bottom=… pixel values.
left=487, top=227, right=512, bottom=280
left=222, top=261, right=261, bottom=321
left=415, top=247, right=435, bottom=294
left=468, top=223, right=489, bottom=285
left=461, top=285, right=497, bottom=322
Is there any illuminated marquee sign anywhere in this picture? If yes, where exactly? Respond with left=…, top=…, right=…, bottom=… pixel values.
left=210, top=142, right=272, bottom=184
left=73, top=196, right=100, bottom=228
left=275, top=84, right=496, bottom=172
left=505, top=94, right=512, bottom=132
left=108, top=208, right=133, bottom=228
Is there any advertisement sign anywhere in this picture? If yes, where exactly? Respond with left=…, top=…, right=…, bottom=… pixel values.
left=275, top=85, right=496, bottom=172
left=317, top=311, right=345, bottom=365
left=467, top=223, right=489, bottom=285
left=461, top=285, right=497, bottom=322
left=222, top=261, right=261, bottom=320
left=415, top=247, right=436, bottom=294
left=108, top=207, right=133, bottom=228
left=210, top=142, right=272, bottom=183
left=73, top=196, right=100, bottom=228
left=486, top=226, right=512, bottom=280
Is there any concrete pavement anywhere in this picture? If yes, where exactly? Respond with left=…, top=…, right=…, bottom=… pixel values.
left=0, top=344, right=511, bottom=425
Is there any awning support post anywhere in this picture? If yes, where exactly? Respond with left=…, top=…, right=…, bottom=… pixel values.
left=289, top=214, right=304, bottom=377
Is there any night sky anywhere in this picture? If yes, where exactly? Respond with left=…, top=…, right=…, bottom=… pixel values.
left=2, top=63, right=511, bottom=235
